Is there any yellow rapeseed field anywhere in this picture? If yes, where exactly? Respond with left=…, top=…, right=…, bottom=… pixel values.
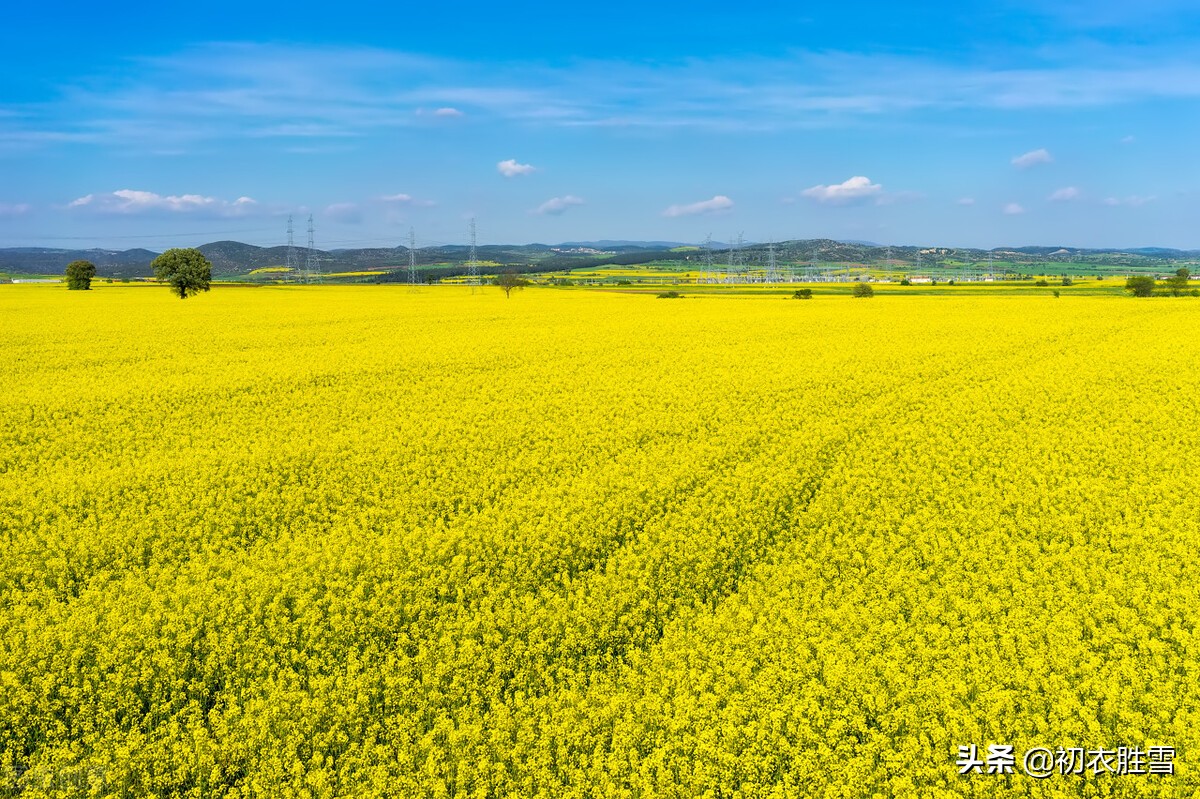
left=1, top=284, right=1197, bottom=798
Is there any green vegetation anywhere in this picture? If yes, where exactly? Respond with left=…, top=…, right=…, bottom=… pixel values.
left=493, top=272, right=531, bottom=298
left=1125, top=275, right=1157, bottom=297
left=1168, top=267, right=1191, bottom=296
left=151, top=248, right=213, bottom=299
left=64, top=260, right=96, bottom=291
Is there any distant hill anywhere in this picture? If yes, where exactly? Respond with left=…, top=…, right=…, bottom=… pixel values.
left=558, top=240, right=689, bottom=250
left=0, top=247, right=160, bottom=278
left=2, top=238, right=1197, bottom=280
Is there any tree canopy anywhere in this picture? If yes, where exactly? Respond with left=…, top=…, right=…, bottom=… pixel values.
left=64, top=260, right=97, bottom=291
left=1125, top=275, right=1156, bottom=297
left=1167, top=268, right=1191, bottom=296
left=494, top=272, right=531, bottom=298
left=151, top=248, right=212, bottom=299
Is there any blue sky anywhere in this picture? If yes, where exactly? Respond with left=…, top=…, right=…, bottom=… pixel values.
left=3, top=0, right=1200, bottom=249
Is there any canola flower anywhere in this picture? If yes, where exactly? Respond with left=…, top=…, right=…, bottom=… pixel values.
left=0, top=284, right=1197, bottom=798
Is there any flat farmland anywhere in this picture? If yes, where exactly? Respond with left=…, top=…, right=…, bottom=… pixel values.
left=2, top=285, right=1198, bottom=798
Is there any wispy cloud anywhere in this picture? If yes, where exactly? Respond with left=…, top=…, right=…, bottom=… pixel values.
left=0, top=203, right=31, bottom=216
left=14, top=42, right=1200, bottom=149
left=497, top=158, right=536, bottom=177
left=533, top=195, right=584, bottom=215
left=957, top=197, right=976, bottom=206
left=324, top=202, right=363, bottom=223
left=1012, top=148, right=1053, bottom=169
left=801, top=176, right=883, bottom=204
left=379, top=193, right=435, bottom=207
left=1103, top=195, right=1156, bottom=206
left=663, top=195, right=734, bottom=217
left=1003, top=202, right=1026, bottom=215
left=66, top=189, right=258, bottom=215
left=1048, top=186, right=1081, bottom=201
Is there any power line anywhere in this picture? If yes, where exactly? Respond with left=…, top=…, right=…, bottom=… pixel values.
left=408, top=228, right=417, bottom=286
left=286, top=215, right=296, bottom=282
left=306, top=214, right=319, bottom=283
left=467, top=218, right=479, bottom=286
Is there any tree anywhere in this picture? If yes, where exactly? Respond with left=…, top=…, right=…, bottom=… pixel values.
left=1125, top=275, right=1156, bottom=297
left=792, top=288, right=813, bottom=299
left=852, top=282, right=874, bottom=298
left=151, top=248, right=212, bottom=299
left=1167, top=267, right=1191, bottom=296
left=494, top=272, right=530, bottom=298
left=64, top=260, right=97, bottom=290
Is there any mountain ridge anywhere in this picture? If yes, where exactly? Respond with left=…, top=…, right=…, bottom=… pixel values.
left=2, top=239, right=1197, bottom=279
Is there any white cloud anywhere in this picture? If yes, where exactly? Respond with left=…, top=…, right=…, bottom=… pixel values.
left=957, top=197, right=976, bottom=206
left=1048, top=186, right=1081, bottom=201
left=0, top=202, right=31, bottom=216
left=497, top=158, right=536, bottom=177
left=1003, top=202, right=1026, bottom=215
left=801, top=176, right=883, bottom=204
left=324, top=202, right=363, bottom=223
left=434, top=107, right=463, bottom=117
left=1012, top=148, right=1053, bottom=169
left=533, top=195, right=585, bottom=215
left=662, top=195, right=734, bottom=218
left=1120, top=135, right=1136, bottom=144
left=66, top=189, right=257, bottom=215
left=379, top=193, right=435, bottom=207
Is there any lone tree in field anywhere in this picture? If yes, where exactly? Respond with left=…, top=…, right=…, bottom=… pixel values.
left=64, top=259, right=97, bottom=290
left=1124, top=275, right=1156, bottom=297
left=494, top=271, right=530, bottom=299
left=852, top=282, right=875, bottom=298
left=151, top=248, right=212, bottom=299
left=1167, top=267, right=1191, bottom=296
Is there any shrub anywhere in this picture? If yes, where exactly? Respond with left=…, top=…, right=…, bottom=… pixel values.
left=65, top=260, right=97, bottom=291
left=1125, top=275, right=1156, bottom=297
left=792, top=288, right=813, bottom=300
left=657, top=291, right=683, bottom=299
left=852, top=282, right=875, bottom=298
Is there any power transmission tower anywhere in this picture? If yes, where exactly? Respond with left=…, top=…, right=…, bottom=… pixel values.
left=467, top=218, right=479, bottom=287
left=306, top=214, right=317, bottom=283
left=286, top=215, right=296, bottom=281
left=766, top=241, right=778, bottom=283
left=408, top=228, right=417, bottom=286
left=703, top=234, right=713, bottom=284
left=727, top=233, right=744, bottom=283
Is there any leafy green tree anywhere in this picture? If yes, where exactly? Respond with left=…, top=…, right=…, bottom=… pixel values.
left=1167, top=267, right=1191, bottom=296
left=792, top=288, right=813, bottom=299
left=494, top=272, right=530, bottom=298
left=1125, top=275, right=1156, bottom=297
left=65, top=259, right=97, bottom=290
left=151, top=248, right=212, bottom=299
left=852, top=282, right=875, bottom=298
